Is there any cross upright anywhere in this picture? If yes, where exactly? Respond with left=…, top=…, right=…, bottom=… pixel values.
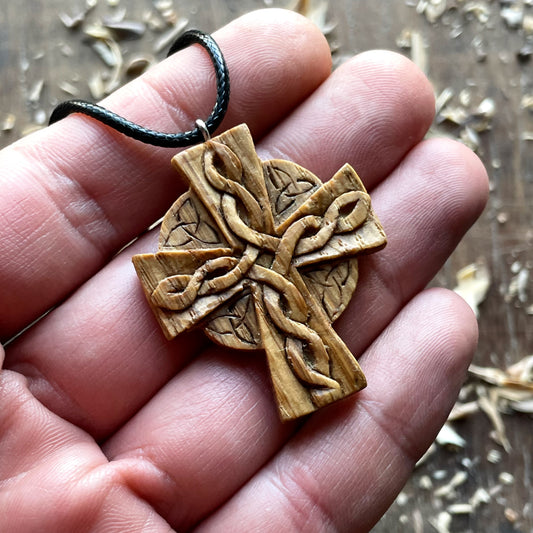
left=133, top=124, right=386, bottom=421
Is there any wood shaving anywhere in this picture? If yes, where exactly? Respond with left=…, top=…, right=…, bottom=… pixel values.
left=509, top=398, right=533, bottom=412
left=460, top=125, right=481, bottom=151
left=521, top=94, right=533, bottom=110
left=477, top=387, right=512, bottom=452
left=506, top=267, right=529, bottom=303
left=125, top=55, right=154, bottom=78
left=434, top=471, right=469, bottom=499
left=88, top=71, right=105, bottom=100
left=0, top=113, right=16, bottom=132
left=59, top=10, right=86, bottom=29
left=435, top=422, right=466, bottom=448
left=142, top=9, right=167, bottom=32
left=91, top=39, right=118, bottom=67
left=448, top=400, right=479, bottom=420
left=85, top=25, right=123, bottom=95
left=28, top=79, right=44, bottom=104
left=429, top=511, right=452, bottom=533
left=153, top=18, right=189, bottom=53
left=293, top=0, right=337, bottom=35
left=437, top=105, right=469, bottom=126
left=469, top=487, right=491, bottom=507
left=154, top=0, right=179, bottom=25
left=103, top=19, right=147, bottom=39
left=396, top=28, right=413, bottom=49
left=504, top=507, right=520, bottom=523
left=499, top=472, right=515, bottom=486
left=487, top=448, right=503, bottom=464
left=419, top=475, right=433, bottom=490
left=58, top=80, right=80, bottom=96
left=523, top=14, right=533, bottom=33
left=447, top=503, right=474, bottom=514
left=475, top=97, right=495, bottom=119
left=501, top=6, right=523, bottom=29
left=417, top=0, right=447, bottom=24
left=462, top=2, right=492, bottom=25
left=435, top=87, right=454, bottom=115
left=506, top=355, right=533, bottom=382
left=496, top=212, right=509, bottom=224
left=453, top=261, right=491, bottom=317
left=471, top=35, right=487, bottom=62
left=412, top=509, right=424, bottom=533
left=410, top=30, right=428, bottom=74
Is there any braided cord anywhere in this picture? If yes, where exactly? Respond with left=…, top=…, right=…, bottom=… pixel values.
left=48, top=30, right=230, bottom=148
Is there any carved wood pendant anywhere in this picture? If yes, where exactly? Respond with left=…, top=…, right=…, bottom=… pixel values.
left=133, top=124, right=386, bottom=421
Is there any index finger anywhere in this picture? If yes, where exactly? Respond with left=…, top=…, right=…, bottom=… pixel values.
left=0, top=9, right=332, bottom=341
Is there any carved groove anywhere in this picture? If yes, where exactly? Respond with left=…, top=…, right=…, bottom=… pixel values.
left=133, top=124, right=387, bottom=421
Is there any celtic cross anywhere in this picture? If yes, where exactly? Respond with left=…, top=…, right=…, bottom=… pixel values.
left=133, top=124, right=386, bottom=420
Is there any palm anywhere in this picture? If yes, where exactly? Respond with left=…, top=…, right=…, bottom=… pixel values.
left=0, top=9, right=487, bottom=533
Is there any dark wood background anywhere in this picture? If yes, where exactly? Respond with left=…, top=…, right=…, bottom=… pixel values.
left=1, top=1, right=532, bottom=531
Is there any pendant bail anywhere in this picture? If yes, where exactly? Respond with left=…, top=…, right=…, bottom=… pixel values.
left=195, top=119, right=211, bottom=142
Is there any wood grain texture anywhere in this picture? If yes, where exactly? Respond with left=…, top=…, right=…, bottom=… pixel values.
left=1, top=1, right=532, bottom=530
left=133, top=124, right=385, bottom=420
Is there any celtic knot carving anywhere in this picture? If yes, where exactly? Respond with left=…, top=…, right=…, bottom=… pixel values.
left=133, top=124, right=386, bottom=420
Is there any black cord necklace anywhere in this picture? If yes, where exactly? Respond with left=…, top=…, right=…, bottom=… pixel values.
left=49, top=29, right=230, bottom=148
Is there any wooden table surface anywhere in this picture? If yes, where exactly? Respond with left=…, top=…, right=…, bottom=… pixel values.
left=1, top=1, right=532, bottom=531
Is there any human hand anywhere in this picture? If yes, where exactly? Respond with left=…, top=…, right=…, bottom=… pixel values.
left=0, top=9, right=488, bottom=532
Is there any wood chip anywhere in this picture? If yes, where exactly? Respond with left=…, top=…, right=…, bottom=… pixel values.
left=104, top=19, right=147, bottom=39
left=501, top=6, right=523, bottom=29
left=523, top=14, right=533, bottom=33
left=1, top=113, right=16, bottom=132
left=447, top=503, right=474, bottom=514
left=419, top=475, right=433, bottom=490
left=453, top=261, right=491, bottom=317
left=58, top=81, right=80, bottom=96
left=153, top=18, right=189, bottom=53
left=499, top=472, right=515, bottom=485
left=396, top=28, right=413, bottom=49
left=28, top=79, right=44, bottom=104
left=125, top=55, right=154, bottom=78
left=429, top=511, right=452, bottom=533
left=506, top=267, right=529, bottom=303
left=448, top=400, right=479, bottom=420
left=487, top=449, right=502, bottom=463
left=58, top=10, right=86, bottom=29
left=434, top=471, right=468, bottom=498
left=410, top=30, right=428, bottom=74
left=504, top=507, right=520, bottom=523
left=475, top=97, right=496, bottom=118
left=478, top=387, right=511, bottom=452
left=435, top=87, right=454, bottom=114
left=88, top=71, right=106, bottom=100
left=435, top=422, right=466, bottom=448
left=418, top=0, right=447, bottom=23
left=520, top=94, right=533, bottom=110
left=463, top=2, right=492, bottom=25
left=469, top=487, right=491, bottom=507
left=91, top=40, right=119, bottom=67
left=295, top=0, right=337, bottom=35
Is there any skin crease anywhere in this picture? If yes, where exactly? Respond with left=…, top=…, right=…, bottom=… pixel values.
left=0, top=8, right=488, bottom=533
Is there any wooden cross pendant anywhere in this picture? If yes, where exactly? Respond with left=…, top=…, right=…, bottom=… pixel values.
left=133, top=124, right=386, bottom=421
